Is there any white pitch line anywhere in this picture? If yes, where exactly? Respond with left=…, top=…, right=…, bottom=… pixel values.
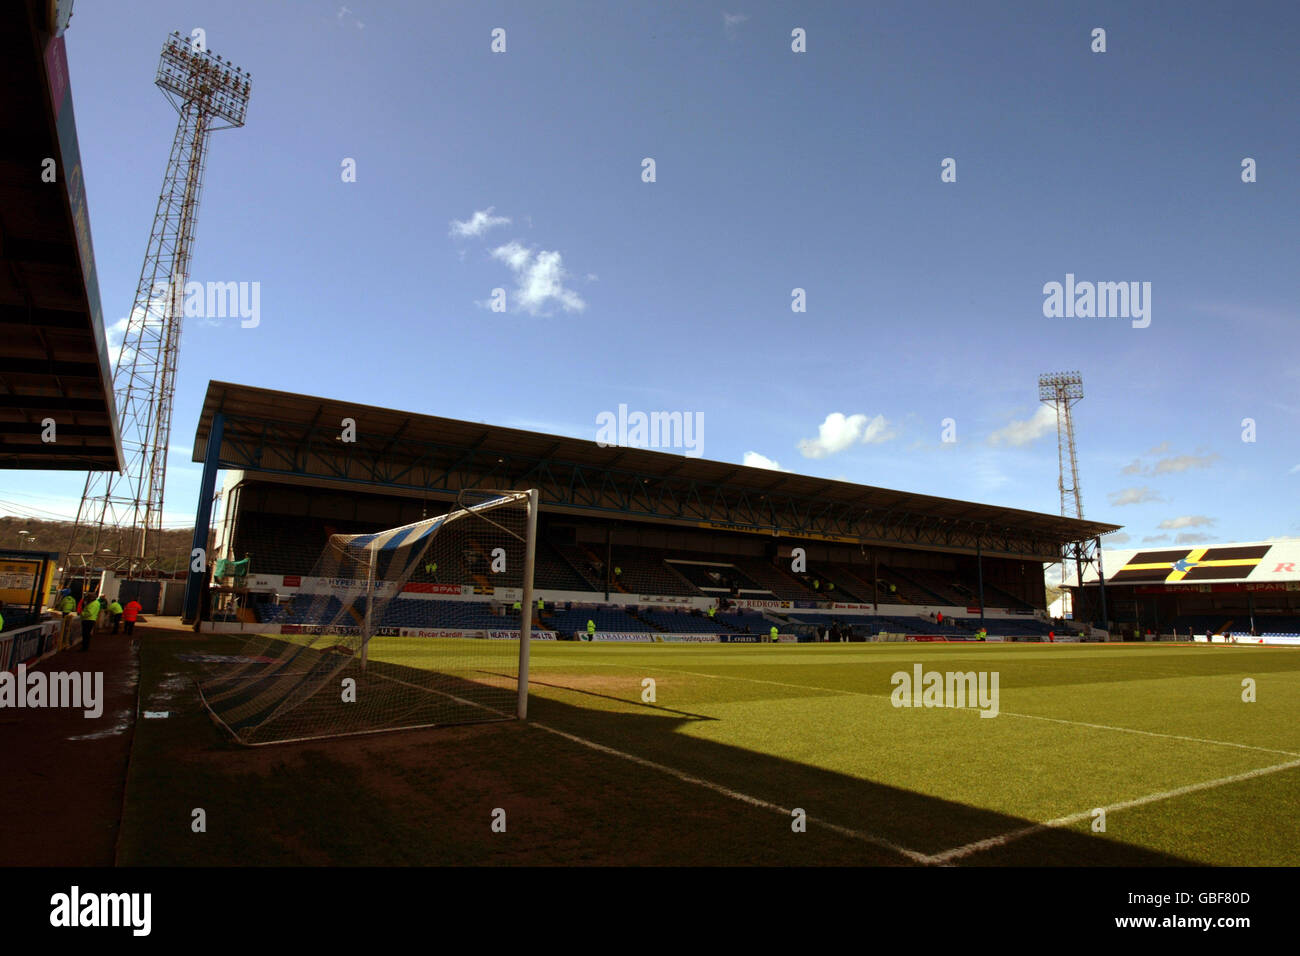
left=527, top=719, right=933, bottom=864
left=930, top=756, right=1300, bottom=864
left=993, top=709, right=1300, bottom=759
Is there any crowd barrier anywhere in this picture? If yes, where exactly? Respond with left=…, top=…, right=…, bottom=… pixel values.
left=0, top=616, right=66, bottom=672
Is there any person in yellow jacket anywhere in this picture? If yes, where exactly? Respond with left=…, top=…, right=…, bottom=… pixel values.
left=769, top=625, right=779, bottom=643
left=79, top=595, right=101, bottom=651
left=56, top=593, right=77, bottom=648
left=108, top=598, right=124, bottom=634
left=586, top=618, right=596, bottom=640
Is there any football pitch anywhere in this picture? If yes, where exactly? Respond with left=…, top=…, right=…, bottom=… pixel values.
left=121, top=634, right=1300, bottom=866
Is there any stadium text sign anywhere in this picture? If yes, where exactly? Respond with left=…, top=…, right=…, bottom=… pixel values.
left=487, top=630, right=557, bottom=640
left=890, top=664, right=1000, bottom=718
left=296, top=577, right=399, bottom=597
left=403, top=582, right=470, bottom=595
left=397, top=628, right=556, bottom=640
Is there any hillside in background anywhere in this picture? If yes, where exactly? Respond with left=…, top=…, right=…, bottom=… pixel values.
left=0, top=516, right=203, bottom=575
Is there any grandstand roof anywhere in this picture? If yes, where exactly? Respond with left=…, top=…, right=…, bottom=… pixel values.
left=193, top=380, right=1119, bottom=560
left=1064, top=540, right=1300, bottom=588
left=0, top=0, right=123, bottom=471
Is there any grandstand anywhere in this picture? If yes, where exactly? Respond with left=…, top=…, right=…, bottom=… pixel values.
left=1065, top=541, right=1300, bottom=644
left=184, top=382, right=1117, bottom=641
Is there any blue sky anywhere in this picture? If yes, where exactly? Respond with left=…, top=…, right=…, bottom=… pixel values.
left=7, top=0, right=1298, bottom=554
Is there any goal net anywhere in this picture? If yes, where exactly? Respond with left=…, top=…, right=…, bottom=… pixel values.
left=197, top=489, right=538, bottom=745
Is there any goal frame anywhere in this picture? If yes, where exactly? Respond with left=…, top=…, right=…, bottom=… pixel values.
left=348, top=487, right=538, bottom=719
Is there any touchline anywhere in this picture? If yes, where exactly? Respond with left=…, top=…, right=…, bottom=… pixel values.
left=0, top=664, right=102, bottom=718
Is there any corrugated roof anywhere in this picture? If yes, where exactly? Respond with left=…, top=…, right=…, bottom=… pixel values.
left=194, top=380, right=1121, bottom=546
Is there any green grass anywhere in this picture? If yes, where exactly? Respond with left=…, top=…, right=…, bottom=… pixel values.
left=118, top=635, right=1300, bottom=866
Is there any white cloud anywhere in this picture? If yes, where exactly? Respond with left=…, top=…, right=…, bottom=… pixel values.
left=1104, top=532, right=1132, bottom=545
left=1192, top=301, right=1296, bottom=328
left=723, top=12, right=749, bottom=35
left=988, top=405, right=1057, bottom=447
left=490, top=242, right=586, bottom=315
left=450, top=207, right=511, bottom=239
left=797, top=412, right=895, bottom=459
left=1142, top=534, right=1170, bottom=543
left=1288, top=464, right=1300, bottom=474
left=1175, top=532, right=1212, bottom=544
left=861, top=415, right=896, bottom=444
left=106, top=305, right=158, bottom=369
left=491, top=240, right=531, bottom=271
left=1124, top=446, right=1219, bottom=476
left=1107, top=486, right=1162, bottom=507
left=1158, top=515, right=1215, bottom=530
left=1152, top=452, right=1219, bottom=474
left=743, top=451, right=787, bottom=471
left=106, top=315, right=129, bottom=348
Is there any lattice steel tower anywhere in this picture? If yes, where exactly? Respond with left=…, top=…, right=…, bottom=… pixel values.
left=68, top=32, right=250, bottom=577
left=1038, top=371, right=1085, bottom=612
left=1039, top=371, right=1084, bottom=522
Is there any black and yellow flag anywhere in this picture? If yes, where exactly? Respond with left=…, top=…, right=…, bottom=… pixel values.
left=1110, top=545, right=1270, bottom=584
